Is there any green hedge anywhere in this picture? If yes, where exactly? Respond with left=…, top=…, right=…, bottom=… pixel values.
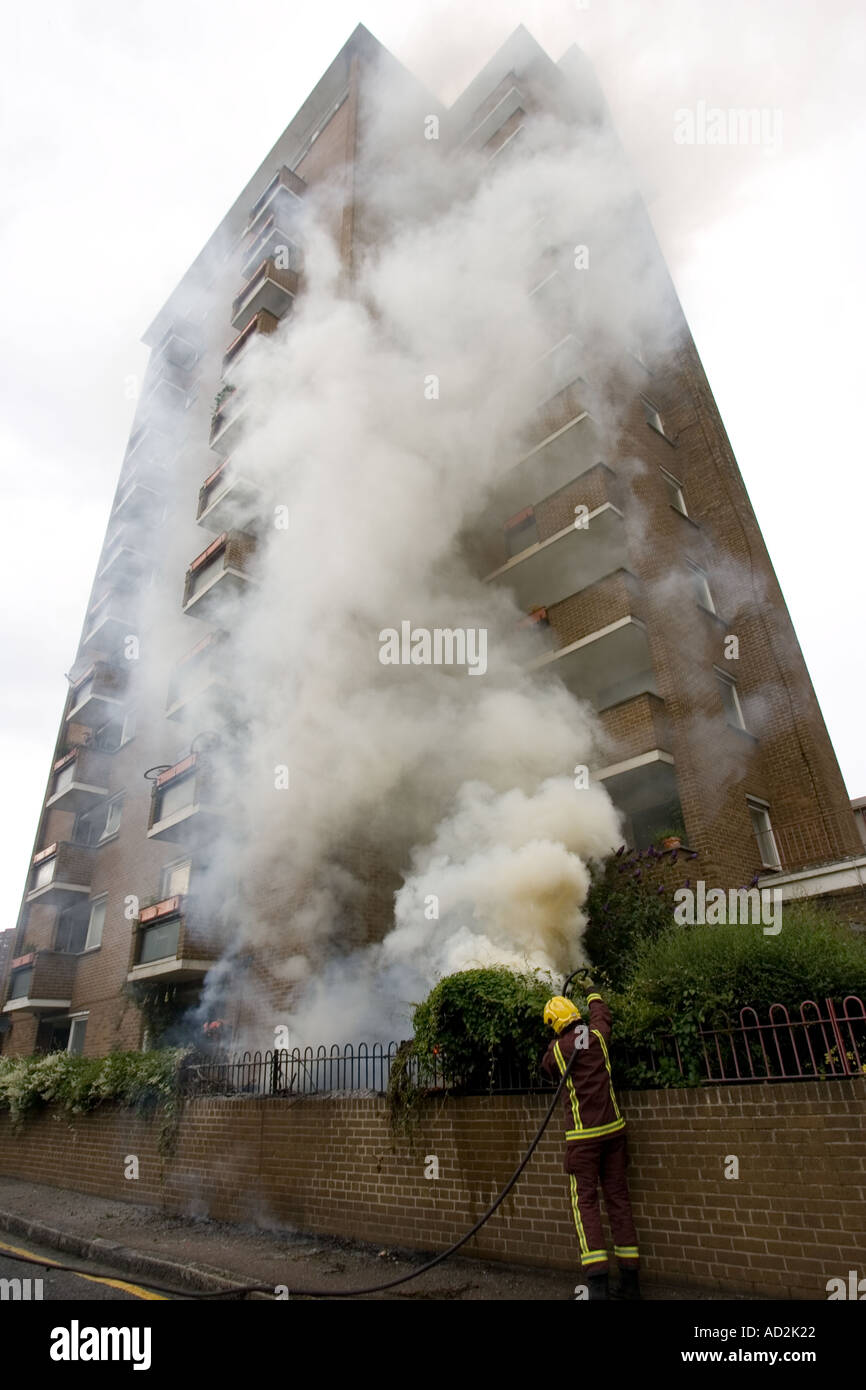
left=0, top=1049, right=188, bottom=1141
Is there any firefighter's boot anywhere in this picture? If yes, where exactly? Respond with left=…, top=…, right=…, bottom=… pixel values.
left=586, top=1272, right=609, bottom=1300
left=613, top=1267, right=641, bottom=1300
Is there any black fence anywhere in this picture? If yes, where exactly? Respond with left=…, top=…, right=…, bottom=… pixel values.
left=179, top=1042, right=554, bottom=1099
left=178, top=997, right=866, bottom=1100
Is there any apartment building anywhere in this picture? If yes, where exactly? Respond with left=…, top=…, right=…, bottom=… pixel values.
left=1, top=24, right=861, bottom=1057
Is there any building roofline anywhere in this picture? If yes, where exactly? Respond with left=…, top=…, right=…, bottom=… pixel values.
left=142, top=24, right=394, bottom=346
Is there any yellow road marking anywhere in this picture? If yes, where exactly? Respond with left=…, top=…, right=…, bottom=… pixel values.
left=0, top=1237, right=167, bottom=1300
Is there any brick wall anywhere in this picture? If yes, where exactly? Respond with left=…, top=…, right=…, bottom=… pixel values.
left=1, top=1080, right=863, bottom=1299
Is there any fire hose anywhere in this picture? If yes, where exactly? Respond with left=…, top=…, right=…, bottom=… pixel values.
left=4, top=971, right=591, bottom=1300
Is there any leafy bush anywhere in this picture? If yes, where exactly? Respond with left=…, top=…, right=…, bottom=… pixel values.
left=583, top=845, right=698, bottom=990
left=625, top=900, right=866, bottom=1022
left=411, top=966, right=560, bottom=1090
left=0, top=1049, right=189, bottom=1146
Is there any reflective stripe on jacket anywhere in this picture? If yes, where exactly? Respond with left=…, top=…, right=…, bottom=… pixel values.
left=541, top=993, right=625, bottom=1143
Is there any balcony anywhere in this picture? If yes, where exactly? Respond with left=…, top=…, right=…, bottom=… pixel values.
left=460, top=83, right=525, bottom=152
left=127, top=895, right=218, bottom=984
left=112, top=474, right=164, bottom=524
left=490, top=412, right=606, bottom=530
left=595, top=750, right=682, bottom=851
left=97, top=526, right=151, bottom=584
left=221, top=308, right=279, bottom=375
left=535, top=334, right=585, bottom=405
left=241, top=217, right=303, bottom=283
left=140, top=359, right=190, bottom=415
left=166, top=631, right=229, bottom=721
left=151, top=322, right=202, bottom=373
left=2, top=950, right=77, bottom=1015
left=246, top=166, right=306, bottom=238
left=485, top=503, right=626, bottom=610
left=122, top=422, right=170, bottom=478
left=146, top=755, right=225, bottom=843
left=209, top=387, right=246, bottom=457
left=45, top=747, right=110, bottom=812
left=25, top=842, right=95, bottom=907
left=231, top=259, right=299, bottom=331
left=197, top=459, right=262, bottom=533
left=532, top=618, right=657, bottom=711
left=80, top=594, right=137, bottom=658
left=66, top=662, right=127, bottom=726
left=182, top=531, right=256, bottom=618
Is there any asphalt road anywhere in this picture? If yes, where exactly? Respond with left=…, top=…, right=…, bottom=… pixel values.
left=0, top=1238, right=169, bottom=1301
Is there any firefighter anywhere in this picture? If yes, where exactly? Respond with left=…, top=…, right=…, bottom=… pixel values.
left=542, top=984, right=640, bottom=1300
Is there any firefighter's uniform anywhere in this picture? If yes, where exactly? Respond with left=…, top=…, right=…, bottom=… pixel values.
left=541, top=993, right=639, bottom=1279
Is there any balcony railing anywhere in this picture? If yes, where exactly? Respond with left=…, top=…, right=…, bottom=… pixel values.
left=146, top=754, right=225, bottom=842
left=80, top=594, right=137, bottom=658
left=209, top=387, right=245, bottom=457
left=245, top=165, right=305, bottom=235
left=761, top=810, right=865, bottom=873
left=45, top=747, right=110, bottom=811
left=26, top=842, right=95, bottom=906
left=122, top=422, right=170, bottom=478
left=221, top=308, right=279, bottom=374
left=2, top=950, right=77, bottom=1015
left=231, top=259, right=299, bottom=331
left=140, top=359, right=190, bottom=415
left=151, top=322, right=202, bottom=374
left=182, top=530, right=256, bottom=617
left=66, top=662, right=127, bottom=726
left=196, top=458, right=261, bottom=533
left=484, top=503, right=627, bottom=610
left=97, top=527, right=151, bottom=583
left=127, top=893, right=218, bottom=983
left=112, top=475, right=164, bottom=524
left=241, top=217, right=303, bottom=283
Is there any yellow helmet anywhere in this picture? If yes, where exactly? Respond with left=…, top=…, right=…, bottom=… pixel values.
left=544, top=996, right=581, bottom=1034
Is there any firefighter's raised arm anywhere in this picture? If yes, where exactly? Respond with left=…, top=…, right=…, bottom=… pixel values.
left=586, top=984, right=613, bottom=1041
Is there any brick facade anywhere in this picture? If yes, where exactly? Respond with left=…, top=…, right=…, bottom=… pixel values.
left=0, top=1080, right=863, bottom=1299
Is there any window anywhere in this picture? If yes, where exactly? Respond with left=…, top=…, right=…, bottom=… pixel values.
left=715, top=670, right=747, bottom=730
left=747, top=799, right=781, bottom=870
left=688, top=563, right=716, bottom=613
left=8, top=967, right=33, bottom=1000
left=138, top=917, right=181, bottom=964
left=84, top=896, right=107, bottom=951
left=120, top=710, right=136, bottom=745
left=56, top=906, right=89, bottom=953
left=93, top=719, right=122, bottom=752
left=100, top=795, right=123, bottom=841
left=68, top=1017, right=88, bottom=1055
left=661, top=468, right=687, bottom=516
left=642, top=396, right=668, bottom=438
left=52, top=761, right=76, bottom=798
left=161, top=859, right=191, bottom=898
left=156, top=775, right=196, bottom=823
left=32, top=856, right=56, bottom=890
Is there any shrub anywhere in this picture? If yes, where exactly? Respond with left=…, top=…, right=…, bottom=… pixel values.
left=411, top=966, right=560, bottom=1090
left=583, top=845, right=696, bottom=990
left=625, top=900, right=866, bottom=1022
left=0, top=1049, right=189, bottom=1148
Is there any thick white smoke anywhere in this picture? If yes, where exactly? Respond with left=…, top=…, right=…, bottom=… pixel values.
left=184, top=62, right=683, bottom=1044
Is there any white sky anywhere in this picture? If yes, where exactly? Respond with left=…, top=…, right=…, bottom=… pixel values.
left=1, top=0, right=864, bottom=930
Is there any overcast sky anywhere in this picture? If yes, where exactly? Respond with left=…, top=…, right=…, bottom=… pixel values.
left=1, top=0, right=864, bottom=931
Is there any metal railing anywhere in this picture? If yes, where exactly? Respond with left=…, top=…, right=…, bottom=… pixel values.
left=179, top=997, right=866, bottom=1099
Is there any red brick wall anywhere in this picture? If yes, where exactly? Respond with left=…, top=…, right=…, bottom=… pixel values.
left=1, top=1080, right=862, bottom=1299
